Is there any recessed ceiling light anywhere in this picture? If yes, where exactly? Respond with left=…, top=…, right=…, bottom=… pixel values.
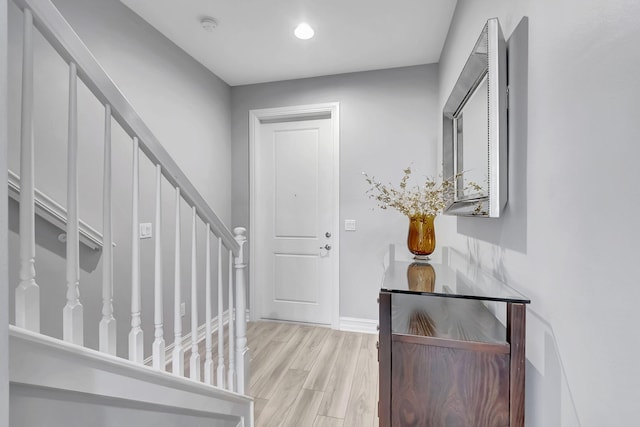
left=294, top=22, right=314, bottom=40
left=200, top=17, right=218, bottom=32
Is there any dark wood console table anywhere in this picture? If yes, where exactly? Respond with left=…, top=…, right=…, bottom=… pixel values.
left=378, top=260, right=530, bottom=427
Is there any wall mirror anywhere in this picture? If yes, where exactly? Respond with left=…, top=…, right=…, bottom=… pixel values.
left=443, top=18, right=507, bottom=217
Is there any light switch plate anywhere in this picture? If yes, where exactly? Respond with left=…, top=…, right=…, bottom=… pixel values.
left=345, top=219, right=356, bottom=231
left=139, top=223, right=152, bottom=239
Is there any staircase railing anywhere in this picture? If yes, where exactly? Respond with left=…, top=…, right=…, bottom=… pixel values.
left=10, top=0, right=250, bottom=395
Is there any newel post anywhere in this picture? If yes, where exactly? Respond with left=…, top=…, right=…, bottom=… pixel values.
left=233, top=227, right=249, bottom=394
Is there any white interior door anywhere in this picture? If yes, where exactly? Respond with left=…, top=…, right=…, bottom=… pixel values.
left=254, top=116, right=335, bottom=325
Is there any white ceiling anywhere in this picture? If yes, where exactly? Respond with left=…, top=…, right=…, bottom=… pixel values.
left=120, top=0, right=457, bottom=87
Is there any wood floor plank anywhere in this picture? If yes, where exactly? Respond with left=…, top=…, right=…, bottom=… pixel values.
left=271, top=322, right=301, bottom=342
left=282, top=388, right=324, bottom=427
left=254, top=397, right=268, bottom=421
left=313, top=415, right=344, bottom=427
left=374, top=365, right=380, bottom=427
left=247, top=321, right=259, bottom=335
left=303, top=330, right=345, bottom=391
left=247, top=322, right=378, bottom=427
left=289, top=326, right=331, bottom=371
left=256, top=369, right=308, bottom=427
left=318, top=332, right=363, bottom=418
left=250, top=340, right=288, bottom=391
left=250, top=321, right=286, bottom=358
left=343, top=334, right=378, bottom=427
left=252, top=326, right=312, bottom=399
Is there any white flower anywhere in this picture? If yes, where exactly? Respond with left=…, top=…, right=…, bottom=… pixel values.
left=363, top=167, right=481, bottom=217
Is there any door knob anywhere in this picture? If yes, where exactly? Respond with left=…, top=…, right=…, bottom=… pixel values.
left=320, top=244, right=332, bottom=251
left=325, top=231, right=331, bottom=238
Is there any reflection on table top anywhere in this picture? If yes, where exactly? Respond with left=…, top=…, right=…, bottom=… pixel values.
left=382, top=261, right=530, bottom=304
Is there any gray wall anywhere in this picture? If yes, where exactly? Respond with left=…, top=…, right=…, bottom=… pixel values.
left=0, top=0, right=9, bottom=425
left=231, top=64, right=439, bottom=321
left=7, top=0, right=233, bottom=357
left=437, top=0, right=640, bottom=425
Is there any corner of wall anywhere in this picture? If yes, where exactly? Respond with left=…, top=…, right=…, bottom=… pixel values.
left=0, top=0, right=10, bottom=425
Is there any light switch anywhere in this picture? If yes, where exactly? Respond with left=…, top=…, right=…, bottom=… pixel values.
left=139, top=223, right=152, bottom=239
left=345, top=219, right=356, bottom=231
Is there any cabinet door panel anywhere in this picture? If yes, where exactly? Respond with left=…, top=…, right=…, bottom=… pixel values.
left=391, top=341, right=510, bottom=427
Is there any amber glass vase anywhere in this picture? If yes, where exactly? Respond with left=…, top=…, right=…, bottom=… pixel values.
left=407, top=214, right=436, bottom=260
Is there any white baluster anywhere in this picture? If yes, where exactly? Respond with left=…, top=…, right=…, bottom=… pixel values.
left=63, top=62, right=83, bottom=345
left=152, top=165, right=165, bottom=369
left=16, top=8, right=40, bottom=332
left=227, top=248, right=235, bottom=392
left=216, top=237, right=225, bottom=388
left=99, top=104, right=116, bottom=355
left=189, top=207, right=200, bottom=381
left=172, top=188, right=184, bottom=376
left=234, top=227, right=249, bottom=394
left=203, top=225, right=214, bottom=385
left=128, top=137, right=143, bottom=362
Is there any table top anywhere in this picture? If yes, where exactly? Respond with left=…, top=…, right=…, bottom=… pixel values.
left=381, top=260, right=530, bottom=304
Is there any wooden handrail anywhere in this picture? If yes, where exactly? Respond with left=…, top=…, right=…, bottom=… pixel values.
left=12, top=0, right=240, bottom=255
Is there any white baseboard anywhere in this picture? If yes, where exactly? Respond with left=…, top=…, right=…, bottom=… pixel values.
left=339, top=317, right=378, bottom=334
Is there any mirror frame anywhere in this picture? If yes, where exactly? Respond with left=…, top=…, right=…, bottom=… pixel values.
left=443, top=18, right=507, bottom=217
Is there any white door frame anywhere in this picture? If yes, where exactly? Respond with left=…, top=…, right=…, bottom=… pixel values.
left=249, top=102, right=340, bottom=329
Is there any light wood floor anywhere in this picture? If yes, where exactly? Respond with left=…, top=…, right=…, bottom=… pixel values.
left=247, top=321, right=379, bottom=427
